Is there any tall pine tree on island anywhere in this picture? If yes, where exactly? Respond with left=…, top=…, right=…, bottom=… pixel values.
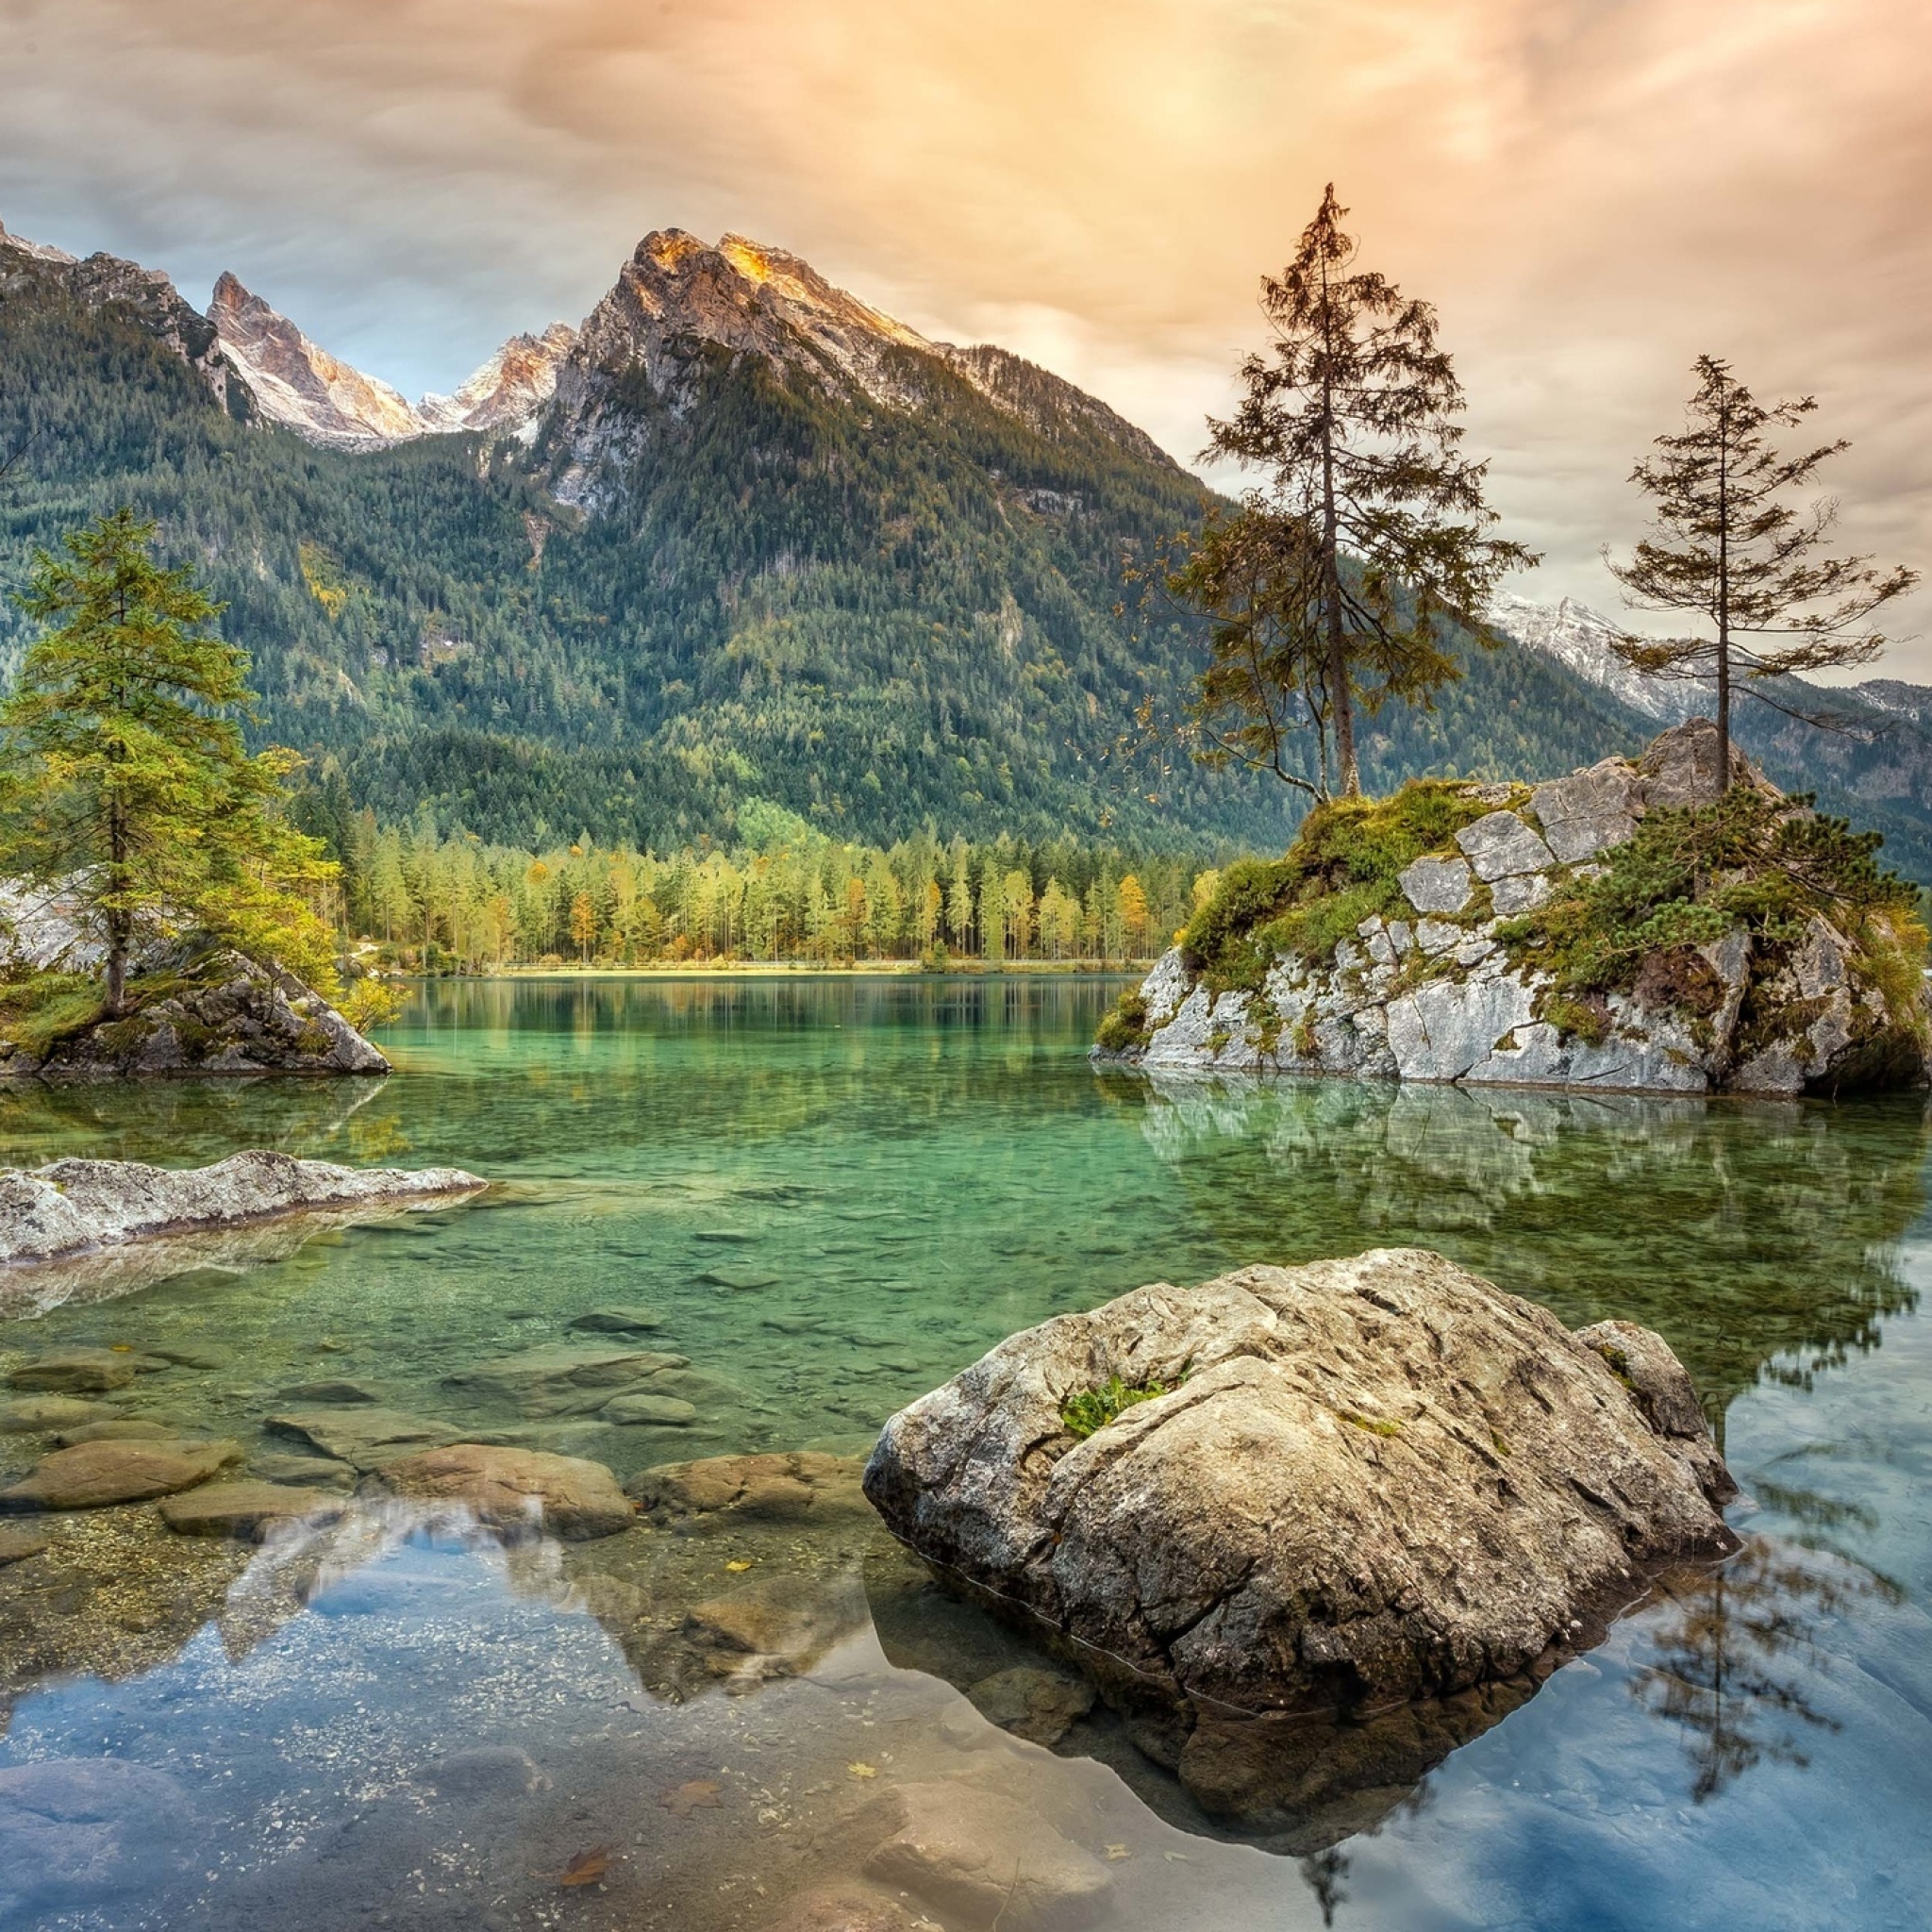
left=0, top=509, right=338, bottom=1010
left=1183, top=184, right=1534, bottom=800
left=1607, top=355, right=1919, bottom=790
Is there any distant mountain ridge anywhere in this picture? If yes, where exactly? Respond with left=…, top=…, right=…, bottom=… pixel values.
left=1494, top=593, right=1932, bottom=880
left=6, top=208, right=1932, bottom=878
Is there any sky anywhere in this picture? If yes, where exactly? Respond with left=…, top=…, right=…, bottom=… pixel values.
left=4, top=0, right=1930, bottom=666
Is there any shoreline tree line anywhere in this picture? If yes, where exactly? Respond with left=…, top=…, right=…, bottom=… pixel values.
left=290, top=777, right=1211, bottom=972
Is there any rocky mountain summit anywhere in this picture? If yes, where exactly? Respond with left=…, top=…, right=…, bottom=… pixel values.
left=208, top=273, right=575, bottom=448
left=1100, top=720, right=1930, bottom=1096
left=865, top=1247, right=1737, bottom=1836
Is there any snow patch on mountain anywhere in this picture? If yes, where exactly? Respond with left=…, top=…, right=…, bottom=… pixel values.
left=1489, top=593, right=1692, bottom=723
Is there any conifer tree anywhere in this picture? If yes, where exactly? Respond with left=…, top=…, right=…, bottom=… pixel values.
left=1607, top=355, right=1918, bottom=789
left=1, top=509, right=334, bottom=1012
left=1192, top=185, right=1534, bottom=798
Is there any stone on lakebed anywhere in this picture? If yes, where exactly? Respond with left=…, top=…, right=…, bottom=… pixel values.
left=0, top=1436, right=242, bottom=1511
left=158, top=1479, right=346, bottom=1540
left=375, top=1442, right=636, bottom=1541
left=863, top=1248, right=1737, bottom=1821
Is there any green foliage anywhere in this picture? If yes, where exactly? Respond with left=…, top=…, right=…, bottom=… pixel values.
left=0, top=508, right=340, bottom=999
left=1179, top=779, right=1500, bottom=989
left=1060, top=1364, right=1190, bottom=1440
left=1095, top=990, right=1149, bottom=1053
left=1499, top=788, right=1924, bottom=1014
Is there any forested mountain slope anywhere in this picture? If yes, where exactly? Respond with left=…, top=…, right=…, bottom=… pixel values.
left=0, top=215, right=1767, bottom=858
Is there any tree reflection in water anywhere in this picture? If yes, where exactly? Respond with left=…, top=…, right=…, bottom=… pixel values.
left=1633, top=1530, right=1899, bottom=1801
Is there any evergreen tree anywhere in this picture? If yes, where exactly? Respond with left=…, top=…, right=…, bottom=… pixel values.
left=1196, top=185, right=1535, bottom=797
left=0, top=508, right=334, bottom=1010
left=1607, top=355, right=1918, bottom=788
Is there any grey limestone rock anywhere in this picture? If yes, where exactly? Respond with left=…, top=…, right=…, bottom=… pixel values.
left=1455, top=809, right=1556, bottom=881
left=0, top=1149, right=483, bottom=1267
left=1532, top=758, right=1645, bottom=863
left=1397, top=855, right=1474, bottom=916
left=864, top=1249, right=1738, bottom=1818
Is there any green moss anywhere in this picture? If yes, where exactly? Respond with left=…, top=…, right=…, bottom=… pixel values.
left=1342, top=1409, right=1403, bottom=1438
left=1060, top=1364, right=1191, bottom=1439
left=1094, top=990, right=1150, bottom=1055
left=1178, top=781, right=1505, bottom=992
left=0, top=974, right=107, bottom=1057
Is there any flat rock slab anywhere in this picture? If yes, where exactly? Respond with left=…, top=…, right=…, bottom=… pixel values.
left=5, top=1348, right=140, bottom=1393
left=601, top=1392, right=699, bottom=1427
left=1397, top=855, right=1474, bottom=917
left=1454, top=809, right=1556, bottom=881
left=275, top=1379, right=378, bottom=1405
left=377, top=1442, right=636, bottom=1540
left=0, top=1148, right=486, bottom=1266
left=862, top=1782, right=1110, bottom=1931
left=443, top=1344, right=690, bottom=1416
left=865, top=1248, right=1737, bottom=1821
left=0, top=1758, right=194, bottom=1920
left=158, top=1479, right=347, bottom=1540
left=53, top=1419, right=182, bottom=1445
left=568, top=1307, right=665, bottom=1333
left=252, top=1452, right=358, bottom=1491
left=265, top=1407, right=463, bottom=1469
left=699, top=1268, right=780, bottom=1291
left=0, top=1436, right=240, bottom=1510
left=0, top=1395, right=112, bottom=1434
left=0, top=1524, right=49, bottom=1563
left=627, top=1451, right=866, bottom=1524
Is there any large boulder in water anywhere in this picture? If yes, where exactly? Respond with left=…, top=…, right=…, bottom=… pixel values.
left=863, top=1249, right=1737, bottom=1818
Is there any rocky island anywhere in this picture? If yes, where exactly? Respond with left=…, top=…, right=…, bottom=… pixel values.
left=1096, top=721, right=1931, bottom=1095
left=864, top=1246, right=1739, bottom=1833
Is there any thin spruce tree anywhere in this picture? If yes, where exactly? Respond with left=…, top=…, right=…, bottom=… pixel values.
left=0, top=508, right=336, bottom=1012
left=1189, top=184, right=1535, bottom=799
left=1607, top=355, right=1918, bottom=790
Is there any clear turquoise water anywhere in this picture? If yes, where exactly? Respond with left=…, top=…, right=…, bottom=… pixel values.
left=1, top=974, right=1929, bottom=1929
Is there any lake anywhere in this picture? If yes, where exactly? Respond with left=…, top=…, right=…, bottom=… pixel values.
left=1, top=974, right=1929, bottom=1930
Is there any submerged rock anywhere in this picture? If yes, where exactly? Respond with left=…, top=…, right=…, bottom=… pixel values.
left=265, top=1407, right=464, bottom=1470
left=4, top=1347, right=141, bottom=1392
left=158, top=1479, right=346, bottom=1540
left=568, top=1306, right=666, bottom=1334
left=0, top=1148, right=485, bottom=1267
left=443, top=1343, right=689, bottom=1417
left=0, top=1435, right=241, bottom=1510
left=375, top=1442, right=636, bottom=1541
left=864, top=1249, right=1738, bottom=1822
left=627, top=1451, right=868, bottom=1524
left=861, top=1781, right=1111, bottom=1931
left=0, top=1758, right=195, bottom=1921
left=0, top=1394, right=111, bottom=1433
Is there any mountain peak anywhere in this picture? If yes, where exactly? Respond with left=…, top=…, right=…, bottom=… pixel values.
left=209, top=273, right=424, bottom=450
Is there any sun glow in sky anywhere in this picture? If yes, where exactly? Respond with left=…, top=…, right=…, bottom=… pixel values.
left=5, top=0, right=1931, bottom=658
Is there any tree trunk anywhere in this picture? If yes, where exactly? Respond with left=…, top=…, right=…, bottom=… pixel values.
left=105, top=798, right=128, bottom=1019
left=1715, top=380, right=1733, bottom=796
left=1317, top=274, right=1359, bottom=799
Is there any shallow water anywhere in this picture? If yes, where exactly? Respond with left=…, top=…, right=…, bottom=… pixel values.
left=1, top=974, right=1930, bottom=1929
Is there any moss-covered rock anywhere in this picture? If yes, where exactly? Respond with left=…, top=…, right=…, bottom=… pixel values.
left=0, top=946, right=389, bottom=1083
left=1097, top=722, right=1930, bottom=1097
